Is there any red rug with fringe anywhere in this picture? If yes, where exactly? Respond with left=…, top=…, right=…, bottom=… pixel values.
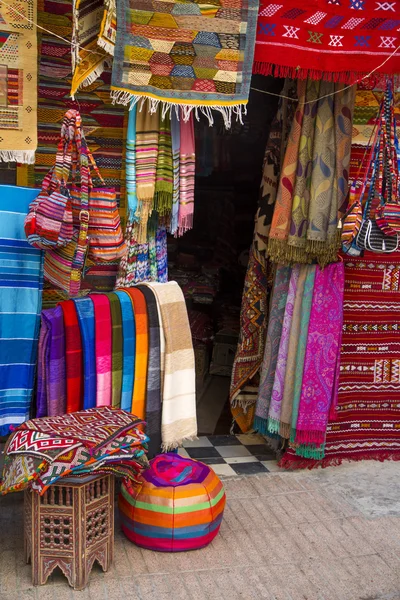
left=253, top=1, right=400, bottom=83
left=281, top=250, right=400, bottom=469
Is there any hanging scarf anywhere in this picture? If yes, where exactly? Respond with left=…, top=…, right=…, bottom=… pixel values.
left=91, top=294, right=112, bottom=407
left=294, top=262, right=344, bottom=453
left=36, top=323, right=49, bottom=418
left=154, top=113, right=173, bottom=216
left=74, top=298, right=97, bottom=410
left=286, top=80, right=320, bottom=263
left=108, top=292, right=123, bottom=408
left=137, top=285, right=162, bottom=457
left=335, top=84, right=356, bottom=218
left=126, top=104, right=138, bottom=218
left=60, top=300, right=83, bottom=413
left=123, top=288, right=149, bottom=420
left=279, top=265, right=308, bottom=439
left=41, top=307, right=66, bottom=416
left=267, top=265, right=300, bottom=435
left=253, top=265, right=291, bottom=435
left=135, top=108, right=159, bottom=243
left=114, top=291, right=136, bottom=412
left=290, top=265, right=316, bottom=443
left=179, top=114, right=195, bottom=236
left=147, top=281, right=197, bottom=450
left=156, top=226, right=168, bottom=283
left=267, top=80, right=307, bottom=263
left=306, top=83, right=337, bottom=265
left=170, top=111, right=181, bottom=236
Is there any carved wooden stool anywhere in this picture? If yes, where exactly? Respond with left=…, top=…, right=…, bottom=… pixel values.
left=24, top=474, right=114, bottom=590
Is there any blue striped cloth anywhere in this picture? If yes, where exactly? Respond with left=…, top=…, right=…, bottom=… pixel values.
left=0, top=185, right=43, bottom=435
left=114, top=290, right=136, bottom=411
left=126, top=103, right=138, bottom=218
left=73, top=297, right=97, bottom=409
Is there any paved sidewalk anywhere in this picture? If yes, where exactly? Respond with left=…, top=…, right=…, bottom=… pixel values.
left=1, top=461, right=400, bottom=600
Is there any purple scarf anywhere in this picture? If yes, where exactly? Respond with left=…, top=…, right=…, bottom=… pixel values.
left=295, top=261, right=344, bottom=447
left=267, top=265, right=301, bottom=434
left=40, top=307, right=66, bottom=417
left=253, top=265, right=292, bottom=435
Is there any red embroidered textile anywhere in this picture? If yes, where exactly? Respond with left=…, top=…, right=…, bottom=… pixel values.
left=281, top=251, right=400, bottom=468
left=60, top=300, right=83, bottom=413
left=254, top=1, right=400, bottom=83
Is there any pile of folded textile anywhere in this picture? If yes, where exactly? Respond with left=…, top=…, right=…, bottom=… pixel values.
left=0, top=407, right=149, bottom=495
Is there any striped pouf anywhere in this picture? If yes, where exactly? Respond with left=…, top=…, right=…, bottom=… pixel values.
left=118, top=453, right=226, bottom=552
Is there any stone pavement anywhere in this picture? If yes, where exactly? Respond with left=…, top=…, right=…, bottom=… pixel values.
left=1, top=460, right=400, bottom=600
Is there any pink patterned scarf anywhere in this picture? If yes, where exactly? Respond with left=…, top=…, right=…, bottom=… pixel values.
left=295, top=261, right=344, bottom=447
left=179, top=114, right=195, bottom=236
left=267, top=265, right=300, bottom=434
left=92, top=294, right=112, bottom=407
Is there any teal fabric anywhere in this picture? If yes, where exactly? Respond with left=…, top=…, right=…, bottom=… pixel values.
left=74, top=297, right=96, bottom=409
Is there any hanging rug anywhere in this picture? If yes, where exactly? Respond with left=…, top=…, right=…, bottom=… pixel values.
left=110, top=0, right=259, bottom=128
left=0, top=0, right=37, bottom=163
left=254, top=0, right=400, bottom=84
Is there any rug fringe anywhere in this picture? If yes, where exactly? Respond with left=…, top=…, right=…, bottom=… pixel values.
left=71, top=58, right=112, bottom=99
left=0, top=150, right=35, bottom=164
left=97, top=36, right=115, bottom=56
left=162, top=435, right=198, bottom=452
left=110, top=91, right=248, bottom=129
left=278, top=450, right=400, bottom=470
left=252, top=62, right=366, bottom=85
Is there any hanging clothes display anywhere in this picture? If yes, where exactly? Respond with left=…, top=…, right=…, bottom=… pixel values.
left=0, top=187, right=44, bottom=435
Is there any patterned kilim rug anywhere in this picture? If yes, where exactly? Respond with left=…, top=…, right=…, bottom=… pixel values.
left=0, top=0, right=37, bottom=163
left=253, top=1, right=400, bottom=83
left=281, top=251, right=400, bottom=468
left=110, top=0, right=259, bottom=127
left=17, top=0, right=127, bottom=301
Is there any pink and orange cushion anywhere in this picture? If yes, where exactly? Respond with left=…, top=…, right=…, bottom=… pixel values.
left=119, top=453, right=226, bottom=552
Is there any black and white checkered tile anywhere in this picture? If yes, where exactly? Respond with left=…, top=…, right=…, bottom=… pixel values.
left=179, top=434, right=282, bottom=477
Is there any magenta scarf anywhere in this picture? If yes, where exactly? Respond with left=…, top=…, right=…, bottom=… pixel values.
left=267, top=265, right=300, bottom=434
left=91, top=294, right=112, bottom=407
left=179, top=114, right=195, bottom=236
left=295, top=261, right=344, bottom=447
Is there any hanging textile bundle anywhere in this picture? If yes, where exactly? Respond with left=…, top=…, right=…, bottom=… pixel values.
left=267, top=80, right=355, bottom=267
left=110, top=0, right=259, bottom=128
left=253, top=261, right=344, bottom=462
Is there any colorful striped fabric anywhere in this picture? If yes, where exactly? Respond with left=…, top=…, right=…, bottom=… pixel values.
left=91, top=294, right=112, bottom=407
left=0, top=186, right=44, bottom=435
left=123, top=288, right=148, bottom=420
left=40, top=307, right=66, bottom=416
left=179, top=114, right=195, bottom=236
left=170, top=111, right=180, bottom=236
left=126, top=104, right=138, bottom=218
left=73, top=297, right=97, bottom=409
left=119, top=453, right=226, bottom=552
left=154, top=113, right=173, bottom=216
left=60, top=300, right=83, bottom=413
left=114, top=290, right=136, bottom=412
left=135, top=108, right=159, bottom=242
left=108, top=292, right=123, bottom=408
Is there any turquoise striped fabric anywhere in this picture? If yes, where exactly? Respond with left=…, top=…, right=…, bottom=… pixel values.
left=126, top=104, right=137, bottom=218
left=114, top=290, right=136, bottom=411
left=0, top=186, right=43, bottom=435
left=73, top=297, right=97, bottom=410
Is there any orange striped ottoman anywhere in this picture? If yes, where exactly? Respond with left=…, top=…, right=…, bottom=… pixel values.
left=118, top=453, right=226, bottom=551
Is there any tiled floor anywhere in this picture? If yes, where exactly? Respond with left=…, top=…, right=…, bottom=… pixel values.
left=179, top=433, right=283, bottom=477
